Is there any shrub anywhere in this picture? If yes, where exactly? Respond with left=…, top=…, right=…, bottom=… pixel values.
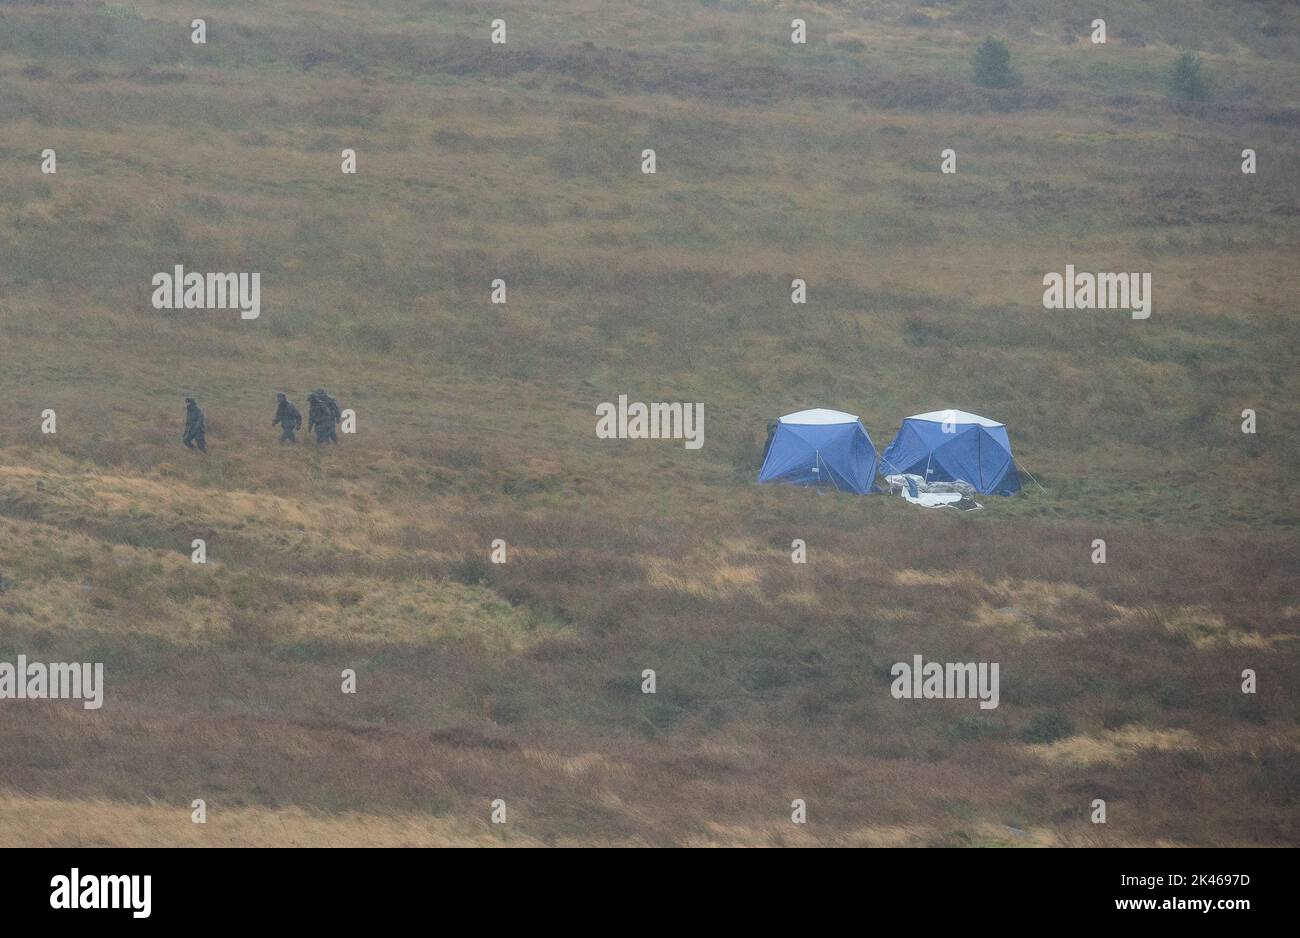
left=1019, top=709, right=1075, bottom=744
left=1102, top=707, right=1137, bottom=731
left=449, top=554, right=491, bottom=587
left=1169, top=52, right=1210, bottom=102
left=952, top=712, right=1007, bottom=741
left=972, top=37, right=1020, bottom=89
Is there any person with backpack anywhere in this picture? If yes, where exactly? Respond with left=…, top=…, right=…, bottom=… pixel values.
left=272, top=392, right=302, bottom=443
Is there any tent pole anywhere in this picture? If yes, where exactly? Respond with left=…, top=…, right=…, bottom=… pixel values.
left=817, top=450, right=841, bottom=492
left=1019, top=462, right=1049, bottom=494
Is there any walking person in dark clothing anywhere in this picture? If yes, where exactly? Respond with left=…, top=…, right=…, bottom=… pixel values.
left=182, top=397, right=207, bottom=453
left=272, top=392, right=302, bottom=443
left=307, top=390, right=333, bottom=445
left=308, top=388, right=342, bottom=444
left=321, top=389, right=341, bottom=443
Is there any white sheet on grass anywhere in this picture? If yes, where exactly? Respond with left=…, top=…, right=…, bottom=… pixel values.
left=903, top=491, right=965, bottom=508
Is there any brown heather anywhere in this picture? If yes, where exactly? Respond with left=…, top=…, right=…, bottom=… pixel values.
left=0, top=0, right=1297, bottom=846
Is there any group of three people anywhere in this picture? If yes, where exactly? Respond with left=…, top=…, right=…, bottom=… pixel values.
left=182, top=390, right=342, bottom=453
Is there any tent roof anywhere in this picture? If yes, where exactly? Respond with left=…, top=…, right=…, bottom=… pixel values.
left=779, top=408, right=860, bottom=425
left=906, top=410, right=1004, bottom=428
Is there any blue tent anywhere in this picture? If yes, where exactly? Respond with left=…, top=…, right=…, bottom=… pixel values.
left=880, top=410, right=1020, bottom=495
left=757, top=409, right=879, bottom=494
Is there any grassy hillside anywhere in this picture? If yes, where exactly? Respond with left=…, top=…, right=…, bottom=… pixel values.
left=0, top=0, right=1297, bottom=846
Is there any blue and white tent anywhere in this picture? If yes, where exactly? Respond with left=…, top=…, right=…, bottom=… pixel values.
left=880, top=410, right=1020, bottom=495
left=757, top=409, right=880, bottom=494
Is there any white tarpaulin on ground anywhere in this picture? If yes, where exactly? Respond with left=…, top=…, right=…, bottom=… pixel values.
left=885, top=474, right=983, bottom=510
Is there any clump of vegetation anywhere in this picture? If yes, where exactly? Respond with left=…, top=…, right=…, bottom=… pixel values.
left=951, top=713, right=1007, bottom=742
left=449, top=554, right=492, bottom=587
left=1020, top=710, right=1075, bottom=744
left=1169, top=51, right=1211, bottom=102
left=971, top=37, right=1021, bottom=88
left=1101, top=707, right=1138, bottom=731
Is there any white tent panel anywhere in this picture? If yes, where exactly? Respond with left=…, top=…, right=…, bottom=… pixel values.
left=779, top=408, right=860, bottom=425
left=906, top=410, right=1003, bottom=428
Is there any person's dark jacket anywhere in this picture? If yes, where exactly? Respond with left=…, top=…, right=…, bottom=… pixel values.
left=273, top=396, right=301, bottom=430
